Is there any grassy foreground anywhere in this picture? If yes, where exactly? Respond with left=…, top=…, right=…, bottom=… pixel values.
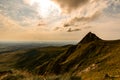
left=0, top=69, right=81, bottom=80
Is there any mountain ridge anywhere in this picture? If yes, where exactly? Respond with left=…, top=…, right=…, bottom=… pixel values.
left=33, top=32, right=120, bottom=80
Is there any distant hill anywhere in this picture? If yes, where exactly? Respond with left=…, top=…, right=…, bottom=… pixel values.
left=0, top=32, right=120, bottom=80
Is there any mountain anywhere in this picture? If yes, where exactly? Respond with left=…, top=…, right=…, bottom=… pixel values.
left=0, top=32, right=120, bottom=80
left=78, top=32, right=101, bottom=44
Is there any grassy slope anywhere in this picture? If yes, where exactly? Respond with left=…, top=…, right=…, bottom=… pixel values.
left=0, top=46, right=69, bottom=71
left=52, top=33, right=120, bottom=80
left=79, top=40, right=120, bottom=80
left=33, top=32, right=120, bottom=80
left=0, top=50, right=27, bottom=71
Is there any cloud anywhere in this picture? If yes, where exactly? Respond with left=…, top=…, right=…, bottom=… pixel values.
left=84, top=26, right=92, bottom=29
left=71, top=11, right=100, bottom=23
left=104, top=0, right=120, bottom=16
left=23, top=0, right=31, bottom=5
left=37, top=23, right=46, bottom=26
left=52, top=0, right=89, bottom=12
left=62, top=11, right=100, bottom=28
left=0, top=0, right=39, bottom=27
left=0, top=14, right=22, bottom=31
left=37, top=20, right=46, bottom=26
left=0, top=14, right=26, bottom=40
left=54, top=0, right=110, bottom=30
left=52, top=0, right=109, bottom=21
left=53, top=27, right=61, bottom=31
left=0, top=0, right=120, bottom=41
left=0, top=14, right=55, bottom=41
left=63, top=23, right=71, bottom=27
left=67, top=28, right=81, bottom=32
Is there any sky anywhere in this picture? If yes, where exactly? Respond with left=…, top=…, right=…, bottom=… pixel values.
left=0, top=0, right=120, bottom=41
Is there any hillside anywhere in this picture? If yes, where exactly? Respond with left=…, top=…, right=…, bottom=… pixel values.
left=0, top=32, right=120, bottom=80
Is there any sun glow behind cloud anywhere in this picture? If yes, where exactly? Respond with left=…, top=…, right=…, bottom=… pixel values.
left=25, top=0, right=61, bottom=18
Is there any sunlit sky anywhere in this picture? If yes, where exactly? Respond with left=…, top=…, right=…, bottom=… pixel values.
left=0, top=0, right=120, bottom=41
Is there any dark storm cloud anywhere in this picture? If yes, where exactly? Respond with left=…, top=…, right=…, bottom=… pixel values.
left=52, top=0, right=89, bottom=12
